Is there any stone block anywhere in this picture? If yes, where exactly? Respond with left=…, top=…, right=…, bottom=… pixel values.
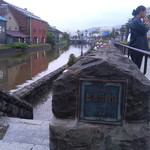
left=50, top=119, right=150, bottom=150
left=52, top=47, right=150, bottom=122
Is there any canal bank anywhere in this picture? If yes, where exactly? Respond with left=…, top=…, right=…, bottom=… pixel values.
left=0, top=45, right=150, bottom=150
left=0, top=44, right=52, bottom=58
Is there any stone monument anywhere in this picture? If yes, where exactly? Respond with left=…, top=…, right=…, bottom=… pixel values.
left=50, top=46, right=150, bottom=150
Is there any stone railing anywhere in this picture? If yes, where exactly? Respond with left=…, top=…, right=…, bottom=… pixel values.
left=0, top=90, right=33, bottom=119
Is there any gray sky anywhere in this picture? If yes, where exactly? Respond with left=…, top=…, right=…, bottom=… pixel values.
left=5, top=0, right=150, bottom=33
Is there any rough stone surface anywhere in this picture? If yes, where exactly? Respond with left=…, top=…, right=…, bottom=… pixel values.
left=0, top=125, right=9, bottom=140
left=52, top=46, right=150, bottom=122
left=50, top=119, right=150, bottom=150
left=0, top=90, right=33, bottom=119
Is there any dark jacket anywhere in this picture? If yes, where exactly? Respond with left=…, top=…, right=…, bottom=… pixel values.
left=129, top=17, right=149, bottom=51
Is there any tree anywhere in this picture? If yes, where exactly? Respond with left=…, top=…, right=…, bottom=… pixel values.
left=120, top=25, right=127, bottom=41
left=67, top=54, right=77, bottom=66
left=62, top=32, right=70, bottom=40
left=47, top=31, right=56, bottom=45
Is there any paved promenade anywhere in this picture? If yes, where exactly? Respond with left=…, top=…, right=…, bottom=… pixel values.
left=0, top=117, right=50, bottom=150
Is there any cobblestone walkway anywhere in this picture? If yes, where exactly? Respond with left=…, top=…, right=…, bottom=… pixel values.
left=0, top=117, right=50, bottom=150
left=0, top=90, right=53, bottom=149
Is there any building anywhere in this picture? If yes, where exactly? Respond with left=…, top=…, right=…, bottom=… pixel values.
left=0, top=0, right=48, bottom=44
left=0, top=16, right=7, bottom=44
left=49, top=26, right=63, bottom=42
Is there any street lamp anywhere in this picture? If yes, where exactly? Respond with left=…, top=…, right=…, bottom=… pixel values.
left=77, top=30, right=80, bottom=39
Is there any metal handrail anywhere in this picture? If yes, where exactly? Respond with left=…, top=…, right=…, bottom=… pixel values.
left=114, top=42, right=150, bottom=75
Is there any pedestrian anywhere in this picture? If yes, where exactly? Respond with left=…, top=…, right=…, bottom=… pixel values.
left=129, top=5, right=150, bottom=68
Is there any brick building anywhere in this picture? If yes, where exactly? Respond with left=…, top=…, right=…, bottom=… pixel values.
left=0, top=0, right=48, bottom=44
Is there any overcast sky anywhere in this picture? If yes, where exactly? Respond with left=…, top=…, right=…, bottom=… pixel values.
left=5, top=0, right=150, bottom=33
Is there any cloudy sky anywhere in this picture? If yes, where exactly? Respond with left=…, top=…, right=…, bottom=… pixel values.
left=5, top=0, right=150, bottom=33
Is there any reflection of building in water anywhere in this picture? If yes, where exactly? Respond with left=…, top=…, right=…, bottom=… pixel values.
left=0, top=51, right=49, bottom=91
left=30, top=51, right=48, bottom=76
left=0, top=58, right=31, bottom=90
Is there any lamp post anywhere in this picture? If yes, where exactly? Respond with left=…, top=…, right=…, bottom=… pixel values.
left=77, top=30, right=80, bottom=39
left=81, top=33, right=84, bottom=56
left=85, top=30, right=88, bottom=41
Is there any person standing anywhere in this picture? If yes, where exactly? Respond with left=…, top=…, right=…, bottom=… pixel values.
left=129, top=5, right=150, bottom=68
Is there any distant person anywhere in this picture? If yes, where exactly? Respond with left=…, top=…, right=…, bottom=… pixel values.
left=129, top=5, right=150, bottom=68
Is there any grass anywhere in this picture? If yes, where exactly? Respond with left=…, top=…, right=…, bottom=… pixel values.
left=28, top=43, right=50, bottom=48
left=0, top=45, right=10, bottom=50
left=0, top=43, right=51, bottom=50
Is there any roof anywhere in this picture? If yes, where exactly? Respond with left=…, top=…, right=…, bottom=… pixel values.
left=49, top=26, right=63, bottom=34
left=1, top=1, right=45, bottom=22
left=0, top=15, right=7, bottom=21
left=7, top=30, right=29, bottom=38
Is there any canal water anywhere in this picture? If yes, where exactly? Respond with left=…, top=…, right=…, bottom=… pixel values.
left=0, top=44, right=90, bottom=92
left=0, top=45, right=150, bottom=121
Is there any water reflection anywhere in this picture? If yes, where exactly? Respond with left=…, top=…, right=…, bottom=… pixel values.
left=0, top=44, right=90, bottom=91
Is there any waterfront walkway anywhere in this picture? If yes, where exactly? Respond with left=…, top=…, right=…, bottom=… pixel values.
left=0, top=117, right=50, bottom=150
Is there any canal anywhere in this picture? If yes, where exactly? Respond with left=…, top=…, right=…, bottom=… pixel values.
left=0, top=44, right=150, bottom=121
left=0, top=44, right=90, bottom=92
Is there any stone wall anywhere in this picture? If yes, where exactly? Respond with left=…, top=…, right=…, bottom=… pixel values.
left=50, top=119, right=150, bottom=150
left=0, top=90, right=33, bottom=119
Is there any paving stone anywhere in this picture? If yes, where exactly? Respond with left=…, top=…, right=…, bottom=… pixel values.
left=0, top=141, right=34, bottom=150
left=32, top=145, right=50, bottom=150
left=42, top=138, right=49, bottom=146
left=0, top=117, right=50, bottom=149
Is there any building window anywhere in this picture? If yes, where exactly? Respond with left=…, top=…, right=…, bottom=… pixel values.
left=9, top=16, right=11, bottom=20
left=0, top=26, right=2, bottom=33
left=33, top=28, right=36, bottom=32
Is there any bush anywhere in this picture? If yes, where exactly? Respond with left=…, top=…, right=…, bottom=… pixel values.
left=7, top=42, right=28, bottom=49
left=67, top=54, right=77, bottom=66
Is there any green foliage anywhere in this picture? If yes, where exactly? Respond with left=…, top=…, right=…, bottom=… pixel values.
left=47, top=31, right=56, bottom=45
left=62, top=32, right=70, bottom=40
left=0, top=45, right=10, bottom=50
left=61, top=40, right=69, bottom=49
left=28, top=43, right=50, bottom=47
left=67, top=54, right=77, bottom=66
left=7, top=42, right=28, bottom=49
left=120, top=41, right=128, bottom=44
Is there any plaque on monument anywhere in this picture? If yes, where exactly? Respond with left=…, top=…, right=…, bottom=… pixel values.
left=78, top=78, right=127, bottom=125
